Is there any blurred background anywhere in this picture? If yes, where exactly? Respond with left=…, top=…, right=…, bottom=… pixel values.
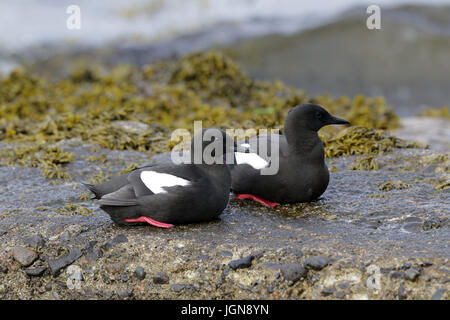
left=0, top=0, right=449, bottom=116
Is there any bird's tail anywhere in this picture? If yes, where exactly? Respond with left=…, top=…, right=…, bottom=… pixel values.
left=80, top=182, right=101, bottom=199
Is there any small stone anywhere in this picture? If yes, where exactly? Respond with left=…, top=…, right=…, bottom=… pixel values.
left=23, top=234, right=46, bottom=249
left=389, top=271, right=405, bottom=279
left=431, top=288, right=445, bottom=300
left=117, top=289, right=132, bottom=299
left=398, top=282, right=407, bottom=300
left=402, top=222, right=422, bottom=233
left=280, top=263, right=307, bottom=283
left=83, top=241, right=97, bottom=252
left=217, top=251, right=233, bottom=257
left=304, top=256, right=330, bottom=270
left=337, top=282, right=350, bottom=290
left=121, top=274, right=129, bottom=282
left=59, top=231, right=71, bottom=242
left=25, top=267, right=47, bottom=277
left=48, top=248, right=82, bottom=276
left=228, top=255, right=254, bottom=270
left=335, top=291, right=345, bottom=299
left=102, top=235, right=128, bottom=251
left=321, top=286, right=336, bottom=296
left=85, top=249, right=103, bottom=262
left=111, top=121, right=149, bottom=135
left=292, top=250, right=303, bottom=257
left=0, top=263, right=7, bottom=273
left=12, top=246, right=38, bottom=267
left=404, top=268, right=420, bottom=281
left=402, top=262, right=412, bottom=269
left=196, top=254, right=210, bottom=261
left=105, top=261, right=126, bottom=274
left=0, top=228, right=7, bottom=236
left=153, top=272, right=169, bottom=284
left=171, top=284, right=186, bottom=292
left=135, top=267, right=146, bottom=280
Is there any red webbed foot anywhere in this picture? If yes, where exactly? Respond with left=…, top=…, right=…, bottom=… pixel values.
left=235, top=194, right=279, bottom=208
left=124, top=216, right=174, bottom=228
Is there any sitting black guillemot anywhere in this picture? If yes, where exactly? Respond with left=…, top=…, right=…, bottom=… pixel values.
left=231, top=103, right=350, bottom=207
left=83, top=128, right=236, bottom=228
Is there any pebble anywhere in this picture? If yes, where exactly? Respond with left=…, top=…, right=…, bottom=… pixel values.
left=321, top=286, right=336, bottom=296
left=48, top=247, right=82, bottom=276
left=111, top=121, right=149, bottom=135
left=23, top=234, right=46, bottom=249
left=25, top=267, right=47, bottom=277
left=431, top=288, right=445, bottom=300
left=196, top=254, right=210, bottom=261
left=59, top=231, right=71, bottom=242
left=85, top=249, right=103, bottom=262
left=102, top=235, right=128, bottom=251
left=398, top=282, right=407, bottom=300
left=171, top=284, right=186, bottom=292
left=404, top=268, right=420, bottom=281
left=217, top=251, right=233, bottom=257
left=389, top=271, right=405, bottom=279
left=117, top=289, right=132, bottom=299
left=121, top=274, right=129, bottom=282
left=304, top=256, right=330, bottom=270
left=402, top=222, right=422, bottom=233
left=335, top=291, right=345, bottom=299
left=280, top=263, right=307, bottom=283
left=135, top=267, right=146, bottom=280
left=105, top=261, right=127, bottom=274
left=0, top=228, right=6, bottom=236
left=12, top=246, right=38, bottom=267
left=153, top=272, right=169, bottom=284
left=228, top=255, right=254, bottom=270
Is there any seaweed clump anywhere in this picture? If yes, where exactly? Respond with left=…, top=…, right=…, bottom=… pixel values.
left=378, top=180, right=412, bottom=191
left=418, top=107, right=450, bottom=119
left=0, top=50, right=413, bottom=179
left=55, top=202, right=94, bottom=216
left=350, top=156, right=379, bottom=170
left=323, top=126, right=423, bottom=158
left=0, top=143, right=74, bottom=179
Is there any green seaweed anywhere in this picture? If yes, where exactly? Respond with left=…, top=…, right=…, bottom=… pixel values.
left=350, top=156, right=379, bottom=171
left=378, top=180, right=412, bottom=191
left=418, top=106, right=450, bottom=119
left=0, top=51, right=417, bottom=180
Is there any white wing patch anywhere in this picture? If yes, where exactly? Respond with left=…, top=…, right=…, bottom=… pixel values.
left=240, top=143, right=251, bottom=149
left=140, top=171, right=190, bottom=194
left=235, top=152, right=269, bottom=169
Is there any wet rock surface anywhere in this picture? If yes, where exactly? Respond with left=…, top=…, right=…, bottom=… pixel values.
left=12, top=246, right=38, bottom=267
left=280, top=263, right=307, bottom=283
left=48, top=248, right=82, bottom=276
left=0, top=137, right=449, bottom=299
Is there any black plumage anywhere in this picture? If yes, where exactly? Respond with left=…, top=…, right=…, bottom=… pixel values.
left=231, top=103, right=350, bottom=204
left=83, top=128, right=236, bottom=227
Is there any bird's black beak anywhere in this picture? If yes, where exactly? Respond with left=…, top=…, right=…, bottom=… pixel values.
left=328, top=116, right=350, bottom=125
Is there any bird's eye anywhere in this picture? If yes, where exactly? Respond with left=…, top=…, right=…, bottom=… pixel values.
left=316, top=112, right=323, bottom=119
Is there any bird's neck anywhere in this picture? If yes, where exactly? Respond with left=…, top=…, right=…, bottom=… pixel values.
left=285, top=126, right=324, bottom=157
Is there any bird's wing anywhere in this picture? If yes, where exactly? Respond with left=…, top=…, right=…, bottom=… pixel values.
left=126, top=164, right=203, bottom=198
left=235, top=134, right=288, bottom=169
left=98, top=184, right=139, bottom=206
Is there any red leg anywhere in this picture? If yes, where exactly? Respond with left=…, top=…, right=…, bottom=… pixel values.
left=124, top=216, right=174, bottom=228
left=235, top=194, right=279, bottom=208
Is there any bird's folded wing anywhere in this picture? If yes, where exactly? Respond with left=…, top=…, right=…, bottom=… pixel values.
left=98, top=184, right=138, bottom=206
